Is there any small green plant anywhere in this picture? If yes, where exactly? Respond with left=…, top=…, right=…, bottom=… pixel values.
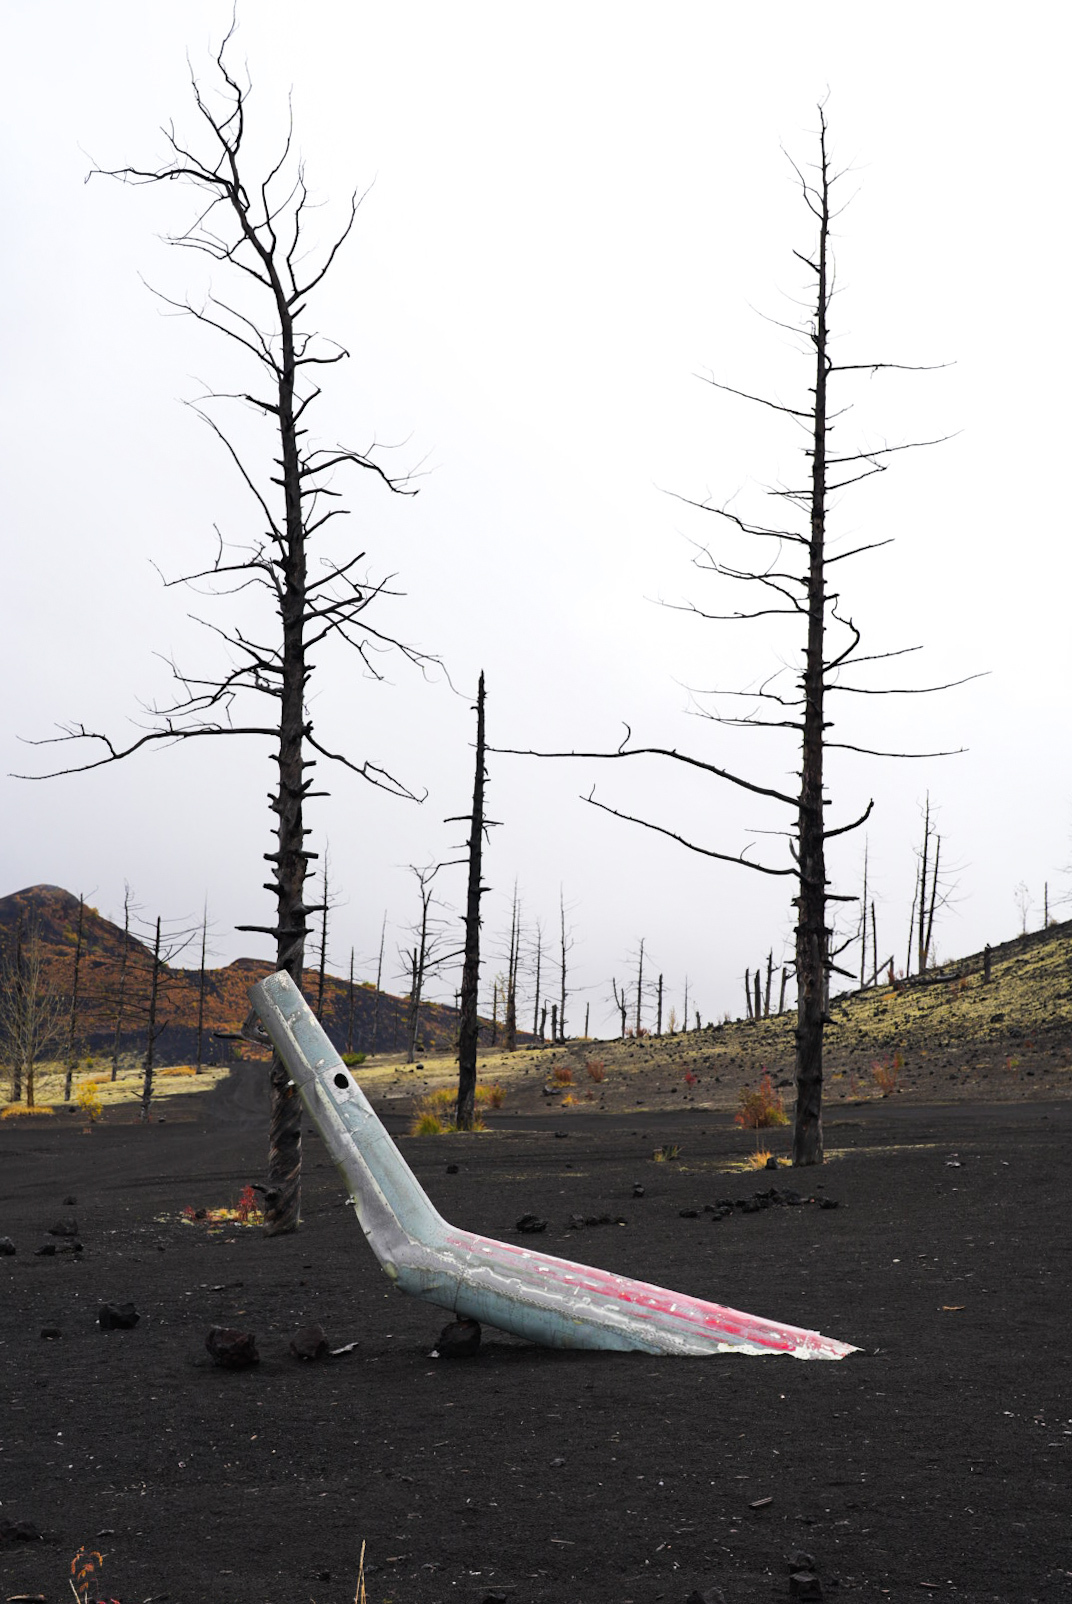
left=412, top=1111, right=446, bottom=1135
left=342, top=1051, right=367, bottom=1067
left=653, top=1143, right=680, bottom=1162
left=734, top=1071, right=788, bottom=1130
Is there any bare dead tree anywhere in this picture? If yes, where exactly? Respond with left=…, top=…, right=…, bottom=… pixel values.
left=195, top=898, right=218, bottom=1072
left=656, top=972, right=663, bottom=1036
left=634, top=938, right=645, bottom=1036
left=0, top=916, right=66, bottom=1107
left=137, top=913, right=196, bottom=1121
left=531, top=920, right=544, bottom=1038
left=19, top=43, right=433, bottom=1230
left=744, top=968, right=753, bottom=1020
left=315, top=842, right=333, bottom=1022
left=557, top=889, right=574, bottom=1043
left=453, top=673, right=490, bottom=1130
left=1014, top=881, right=1032, bottom=937
left=495, top=108, right=977, bottom=1164
left=370, top=911, right=387, bottom=1055
left=504, top=885, right=520, bottom=1053
left=110, top=885, right=136, bottom=1082
left=859, top=839, right=870, bottom=988
left=401, top=864, right=453, bottom=1065
left=345, top=946, right=356, bottom=1055
left=63, top=893, right=85, bottom=1103
left=611, top=977, right=627, bottom=1038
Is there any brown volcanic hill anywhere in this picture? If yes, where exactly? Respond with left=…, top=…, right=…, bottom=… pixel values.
left=0, top=884, right=476, bottom=1066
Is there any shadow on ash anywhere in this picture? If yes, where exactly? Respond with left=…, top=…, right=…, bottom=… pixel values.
left=249, top=971, right=857, bottom=1361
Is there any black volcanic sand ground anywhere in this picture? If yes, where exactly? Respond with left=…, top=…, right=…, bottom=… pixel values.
left=2, top=1078, right=1071, bottom=1604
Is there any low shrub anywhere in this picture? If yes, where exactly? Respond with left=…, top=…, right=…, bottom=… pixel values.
left=551, top=1065, right=573, bottom=1086
left=585, top=1060, right=606, bottom=1083
left=871, top=1051, right=904, bottom=1094
left=744, top=1148, right=774, bottom=1170
left=734, top=1071, right=788, bottom=1130
left=342, top=1051, right=367, bottom=1067
left=160, top=1065, right=198, bottom=1078
left=75, top=1080, right=104, bottom=1122
left=653, top=1143, right=680, bottom=1162
left=1, top=1103, right=55, bottom=1119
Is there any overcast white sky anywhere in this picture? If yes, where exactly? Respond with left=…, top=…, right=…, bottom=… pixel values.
left=2, top=2, right=1069, bottom=1032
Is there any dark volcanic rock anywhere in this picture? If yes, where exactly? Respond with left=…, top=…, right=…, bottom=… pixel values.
left=685, top=1588, right=727, bottom=1604
left=0, top=1518, right=43, bottom=1545
left=48, top=1218, right=79, bottom=1237
left=289, top=1323, right=329, bottom=1361
left=434, top=1317, right=481, bottom=1358
left=40, top=1327, right=62, bottom=1340
left=515, top=1213, right=547, bottom=1234
left=0, top=1237, right=16, bottom=1255
left=789, top=1572, right=824, bottom=1601
left=99, top=1301, right=140, bottom=1331
left=205, top=1326, right=259, bottom=1368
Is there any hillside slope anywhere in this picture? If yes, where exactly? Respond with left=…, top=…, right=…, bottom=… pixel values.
left=0, top=884, right=474, bottom=1065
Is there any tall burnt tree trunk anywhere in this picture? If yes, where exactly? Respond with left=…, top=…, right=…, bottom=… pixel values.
left=792, top=141, right=831, bottom=1166
left=457, top=673, right=487, bottom=1130
left=532, top=924, right=542, bottom=1038
left=346, top=947, right=355, bottom=1054
left=111, top=888, right=131, bottom=1082
left=63, top=893, right=84, bottom=1103
left=141, top=916, right=162, bottom=1123
left=371, top=913, right=387, bottom=1055
left=315, top=844, right=330, bottom=1022
left=504, top=885, right=519, bottom=1053
left=634, top=939, right=645, bottom=1037
left=195, top=902, right=208, bottom=1073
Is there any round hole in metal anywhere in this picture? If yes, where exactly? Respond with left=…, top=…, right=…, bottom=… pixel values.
left=333, top=1071, right=350, bottom=1089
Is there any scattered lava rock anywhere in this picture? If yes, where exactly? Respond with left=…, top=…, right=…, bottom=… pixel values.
left=516, top=1213, right=547, bottom=1234
left=205, top=1326, right=259, bottom=1368
left=679, top=1208, right=700, bottom=1218
left=567, top=1212, right=624, bottom=1230
left=433, top=1317, right=481, bottom=1358
left=34, top=1244, right=57, bottom=1257
left=789, top=1572, right=824, bottom=1600
left=445, top=1163, right=459, bottom=1174
left=289, top=1323, right=329, bottom=1361
left=39, top=1327, right=62, bottom=1341
left=0, top=1518, right=43, bottom=1546
left=0, top=1237, right=16, bottom=1256
left=703, top=1187, right=838, bottom=1218
left=685, top=1588, right=727, bottom=1604
left=632, top=1183, right=645, bottom=1197
left=47, top=1218, right=79, bottom=1237
left=63, top=1195, right=77, bottom=1206
left=98, top=1302, right=140, bottom=1331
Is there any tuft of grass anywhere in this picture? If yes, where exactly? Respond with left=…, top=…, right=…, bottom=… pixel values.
left=551, top=1065, right=573, bottom=1086
left=412, top=1111, right=446, bottom=1135
left=653, top=1143, right=680, bottom=1162
left=744, top=1148, right=774, bottom=1170
left=561, top=1093, right=577, bottom=1107
left=2, top=1102, right=55, bottom=1119
left=585, top=1059, right=606, bottom=1082
left=735, top=1070, right=788, bottom=1130
left=160, top=1065, right=198, bottom=1078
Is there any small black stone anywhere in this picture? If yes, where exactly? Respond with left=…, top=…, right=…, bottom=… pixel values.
left=685, top=1588, right=727, bottom=1604
left=40, top=1327, right=62, bottom=1340
left=98, top=1302, right=140, bottom=1331
left=289, top=1323, right=329, bottom=1361
left=63, top=1195, right=77, bottom=1206
left=679, top=1208, right=700, bottom=1219
left=568, top=1214, right=587, bottom=1230
left=516, top=1213, right=547, bottom=1234
left=434, top=1316, right=481, bottom=1358
left=632, top=1183, right=646, bottom=1198
left=205, top=1326, right=259, bottom=1368
left=445, top=1163, right=459, bottom=1174
left=0, top=1237, right=16, bottom=1255
left=47, top=1218, right=79, bottom=1237
left=789, top=1572, right=824, bottom=1601
left=34, top=1243, right=57, bottom=1257
left=0, top=1518, right=43, bottom=1546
